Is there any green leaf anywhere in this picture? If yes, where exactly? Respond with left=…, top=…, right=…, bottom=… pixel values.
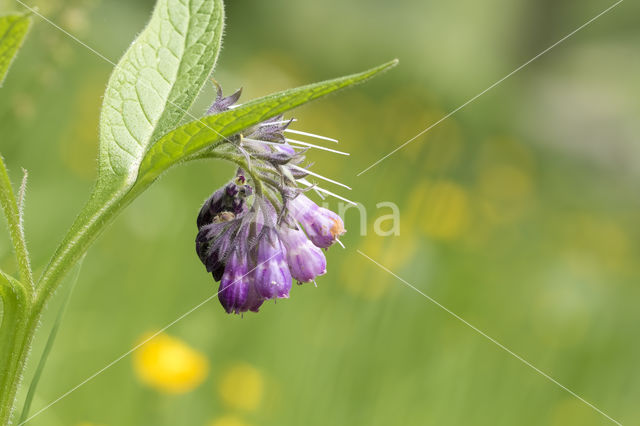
left=0, top=12, right=31, bottom=87
left=98, top=0, right=225, bottom=191
left=136, top=59, right=399, bottom=186
left=36, top=0, right=225, bottom=310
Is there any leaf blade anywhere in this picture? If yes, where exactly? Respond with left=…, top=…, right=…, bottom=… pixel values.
left=36, top=0, right=225, bottom=307
left=0, top=12, right=31, bottom=87
left=98, top=0, right=225, bottom=189
left=137, top=59, right=398, bottom=185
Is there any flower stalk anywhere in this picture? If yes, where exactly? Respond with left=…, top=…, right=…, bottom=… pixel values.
left=0, top=273, right=33, bottom=425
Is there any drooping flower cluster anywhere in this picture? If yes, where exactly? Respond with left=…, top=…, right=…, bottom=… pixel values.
left=195, top=85, right=348, bottom=314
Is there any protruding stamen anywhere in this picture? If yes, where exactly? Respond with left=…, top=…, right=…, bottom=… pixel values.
left=259, top=119, right=298, bottom=126
left=298, top=179, right=357, bottom=206
left=284, top=129, right=338, bottom=143
left=290, top=165, right=351, bottom=190
left=286, top=139, right=349, bottom=156
left=242, top=138, right=297, bottom=153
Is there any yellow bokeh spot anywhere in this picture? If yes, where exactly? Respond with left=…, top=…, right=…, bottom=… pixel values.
left=381, top=92, right=463, bottom=174
left=565, top=215, right=631, bottom=273
left=550, top=398, right=600, bottom=426
left=133, top=332, right=209, bottom=394
left=342, top=233, right=418, bottom=300
left=407, top=179, right=470, bottom=241
left=218, top=363, right=264, bottom=412
left=210, top=415, right=251, bottom=426
left=478, top=164, right=533, bottom=224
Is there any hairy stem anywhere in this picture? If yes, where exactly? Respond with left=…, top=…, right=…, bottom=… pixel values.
left=0, top=156, right=34, bottom=289
left=1, top=147, right=236, bottom=423
left=20, top=257, right=84, bottom=423
left=34, top=188, right=126, bottom=313
left=0, top=273, right=32, bottom=425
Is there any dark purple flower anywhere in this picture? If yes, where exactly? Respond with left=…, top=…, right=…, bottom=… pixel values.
left=195, top=83, right=349, bottom=314
left=218, top=250, right=250, bottom=314
left=196, top=221, right=233, bottom=280
left=196, top=175, right=252, bottom=229
left=253, top=230, right=291, bottom=299
left=242, top=281, right=265, bottom=313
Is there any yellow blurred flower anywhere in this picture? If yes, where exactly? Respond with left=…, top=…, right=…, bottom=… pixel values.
left=477, top=164, right=534, bottom=224
left=380, top=92, right=463, bottom=174
left=209, top=415, right=251, bottom=426
left=218, top=363, right=264, bottom=411
left=407, top=179, right=471, bottom=241
left=133, top=332, right=209, bottom=394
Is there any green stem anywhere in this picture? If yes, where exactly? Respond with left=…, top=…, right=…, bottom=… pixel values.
left=0, top=155, right=34, bottom=289
left=35, top=143, right=232, bottom=310
left=34, top=188, right=125, bottom=313
left=0, top=187, right=135, bottom=425
left=0, top=272, right=32, bottom=425
left=19, top=257, right=84, bottom=424
left=0, top=149, right=229, bottom=424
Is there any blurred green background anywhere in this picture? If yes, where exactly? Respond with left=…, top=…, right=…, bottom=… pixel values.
left=1, top=0, right=639, bottom=425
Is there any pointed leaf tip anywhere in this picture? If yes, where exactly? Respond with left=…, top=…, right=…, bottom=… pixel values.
left=0, top=12, right=32, bottom=87
left=97, top=0, right=225, bottom=190
left=136, top=59, right=399, bottom=185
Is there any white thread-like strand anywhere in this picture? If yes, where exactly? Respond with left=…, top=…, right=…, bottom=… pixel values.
left=313, top=188, right=326, bottom=200
left=286, top=138, right=349, bottom=156
left=259, top=119, right=298, bottom=126
left=290, top=165, right=351, bottom=190
left=298, top=179, right=357, bottom=205
left=357, top=249, right=624, bottom=426
left=355, top=0, right=625, bottom=176
left=18, top=251, right=282, bottom=425
left=284, top=129, right=339, bottom=143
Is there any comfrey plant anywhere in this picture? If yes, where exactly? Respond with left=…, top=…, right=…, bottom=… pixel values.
left=196, top=88, right=348, bottom=313
left=196, top=172, right=339, bottom=314
left=0, top=1, right=395, bottom=423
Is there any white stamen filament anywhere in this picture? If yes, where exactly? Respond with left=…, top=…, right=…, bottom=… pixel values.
left=284, top=129, right=338, bottom=143
left=298, top=179, right=357, bottom=206
left=259, top=119, right=298, bottom=126
left=242, top=138, right=293, bottom=152
left=290, top=165, right=351, bottom=190
left=286, top=138, right=349, bottom=156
